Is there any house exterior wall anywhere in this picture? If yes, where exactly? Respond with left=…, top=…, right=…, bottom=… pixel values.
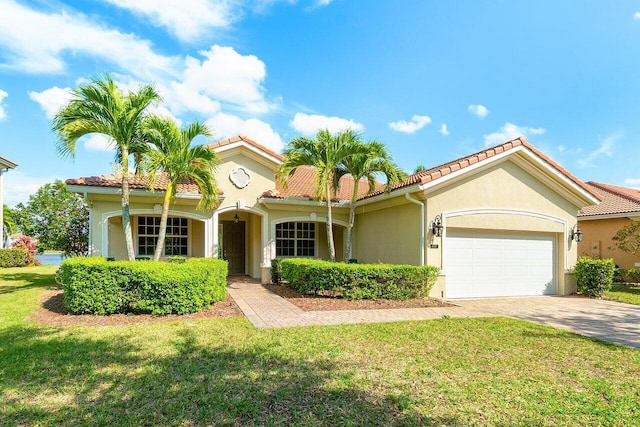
left=353, top=202, right=421, bottom=265
left=425, top=161, right=580, bottom=297
left=578, top=217, right=640, bottom=269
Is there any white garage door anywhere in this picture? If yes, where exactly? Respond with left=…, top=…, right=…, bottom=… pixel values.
left=444, top=231, right=556, bottom=298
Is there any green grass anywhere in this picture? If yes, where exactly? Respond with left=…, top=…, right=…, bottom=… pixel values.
left=604, top=283, right=640, bottom=305
left=1, top=266, right=639, bottom=426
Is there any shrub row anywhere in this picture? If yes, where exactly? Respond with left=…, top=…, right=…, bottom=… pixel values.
left=60, top=257, right=228, bottom=315
left=279, top=258, right=439, bottom=300
left=0, top=248, right=27, bottom=267
left=574, top=257, right=615, bottom=297
left=613, top=267, right=640, bottom=283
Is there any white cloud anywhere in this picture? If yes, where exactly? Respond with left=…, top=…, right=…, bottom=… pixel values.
left=177, top=46, right=274, bottom=114
left=468, top=104, right=489, bottom=119
left=28, top=86, right=73, bottom=119
left=440, top=123, right=449, bottom=136
left=634, top=12, right=640, bottom=20
left=206, top=113, right=284, bottom=153
left=0, top=89, right=7, bottom=120
left=577, top=134, right=617, bottom=168
left=0, top=0, right=178, bottom=78
left=624, top=178, right=640, bottom=186
left=290, top=113, right=364, bottom=136
left=2, top=171, right=64, bottom=207
left=388, top=115, right=431, bottom=134
left=104, top=0, right=236, bottom=43
left=83, top=134, right=114, bottom=152
left=483, top=122, right=546, bottom=147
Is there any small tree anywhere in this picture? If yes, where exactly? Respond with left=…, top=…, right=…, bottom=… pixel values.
left=610, top=221, right=640, bottom=256
left=14, top=180, right=89, bottom=256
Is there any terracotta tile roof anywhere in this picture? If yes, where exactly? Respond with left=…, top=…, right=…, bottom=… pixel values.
left=261, top=166, right=383, bottom=202
left=360, top=136, right=602, bottom=201
left=579, top=182, right=640, bottom=217
left=207, top=134, right=284, bottom=162
left=66, top=172, right=207, bottom=193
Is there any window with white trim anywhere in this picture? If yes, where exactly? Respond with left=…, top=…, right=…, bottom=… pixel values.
left=276, top=222, right=315, bottom=257
left=137, top=216, right=189, bottom=256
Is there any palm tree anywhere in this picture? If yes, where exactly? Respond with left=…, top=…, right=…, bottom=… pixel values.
left=335, top=139, right=405, bottom=262
left=276, top=129, right=369, bottom=262
left=142, top=116, right=220, bottom=261
left=3, top=204, right=16, bottom=241
left=53, top=74, right=161, bottom=261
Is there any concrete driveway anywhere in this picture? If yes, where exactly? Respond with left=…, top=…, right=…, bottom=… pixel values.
left=454, top=296, right=640, bottom=348
left=228, top=280, right=640, bottom=348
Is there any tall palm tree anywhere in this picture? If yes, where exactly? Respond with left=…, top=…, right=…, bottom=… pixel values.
left=53, top=74, right=161, bottom=261
left=335, top=139, right=405, bottom=262
left=142, top=116, right=220, bottom=261
left=276, top=129, right=369, bottom=262
left=3, top=204, right=16, bottom=239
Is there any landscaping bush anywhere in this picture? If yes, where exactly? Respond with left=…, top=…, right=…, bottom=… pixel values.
left=625, top=268, right=640, bottom=283
left=271, top=258, right=283, bottom=284
left=573, top=257, right=615, bottom=297
left=61, top=257, right=228, bottom=315
left=0, top=248, right=28, bottom=267
left=280, top=258, right=439, bottom=300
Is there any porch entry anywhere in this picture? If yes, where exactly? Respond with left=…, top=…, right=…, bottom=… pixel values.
left=221, top=221, right=245, bottom=275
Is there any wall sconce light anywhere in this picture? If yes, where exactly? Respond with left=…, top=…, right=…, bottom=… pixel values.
left=432, top=215, right=443, bottom=237
left=233, top=212, right=240, bottom=224
left=570, top=224, right=583, bottom=242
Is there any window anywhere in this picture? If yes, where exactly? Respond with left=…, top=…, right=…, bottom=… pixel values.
left=137, top=216, right=188, bottom=256
left=276, top=222, right=315, bottom=257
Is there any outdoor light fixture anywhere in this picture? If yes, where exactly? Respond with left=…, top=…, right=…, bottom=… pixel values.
left=432, top=215, right=443, bottom=237
left=570, top=224, right=583, bottom=242
left=233, top=212, right=240, bottom=224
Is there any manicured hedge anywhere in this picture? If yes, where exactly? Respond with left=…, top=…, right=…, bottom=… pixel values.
left=60, top=257, right=228, bottom=315
left=0, top=249, right=27, bottom=268
left=574, top=257, right=615, bottom=297
left=280, top=258, right=439, bottom=300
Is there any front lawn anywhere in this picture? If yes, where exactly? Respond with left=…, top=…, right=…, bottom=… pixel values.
left=1, top=266, right=639, bottom=426
left=604, top=283, right=640, bottom=305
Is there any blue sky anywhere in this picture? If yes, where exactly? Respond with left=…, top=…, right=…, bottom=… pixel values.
left=1, top=0, right=640, bottom=206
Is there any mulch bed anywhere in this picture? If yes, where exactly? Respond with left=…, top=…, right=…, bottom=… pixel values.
left=263, top=283, right=453, bottom=311
left=29, top=283, right=452, bottom=327
left=29, top=288, right=243, bottom=327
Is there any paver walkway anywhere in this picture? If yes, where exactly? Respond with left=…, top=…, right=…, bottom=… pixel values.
left=227, top=278, right=640, bottom=348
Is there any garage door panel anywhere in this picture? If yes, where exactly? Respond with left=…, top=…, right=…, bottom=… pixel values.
left=445, top=231, right=556, bottom=298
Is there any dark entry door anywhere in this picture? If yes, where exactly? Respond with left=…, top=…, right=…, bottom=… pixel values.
left=223, top=221, right=245, bottom=275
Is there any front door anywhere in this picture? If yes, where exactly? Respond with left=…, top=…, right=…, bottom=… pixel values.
left=222, top=221, right=245, bottom=275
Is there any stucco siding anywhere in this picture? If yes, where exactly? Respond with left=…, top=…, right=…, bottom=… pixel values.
left=578, top=217, right=640, bottom=269
left=354, top=202, right=421, bottom=265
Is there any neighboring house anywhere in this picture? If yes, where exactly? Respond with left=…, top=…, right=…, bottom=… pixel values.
left=0, top=155, right=18, bottom=240
left=578, top=182, right=640, bottom=269
left=66, top=136, right=601, bottom=299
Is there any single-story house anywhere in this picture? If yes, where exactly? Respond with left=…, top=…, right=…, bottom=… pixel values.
left=1, top=155, right=18, bottom=238
left=578, top=182, right=640, bottom=269
left=66, top=135, right=601, bottom=299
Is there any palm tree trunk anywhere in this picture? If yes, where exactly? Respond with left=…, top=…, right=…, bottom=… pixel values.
left=153, top=186, right=172, bottom=261
left=325, top=181, right=336, bottom=262
left=345, top=182, right=359, bottom=262
left=121, top=153, right=136, bottom=261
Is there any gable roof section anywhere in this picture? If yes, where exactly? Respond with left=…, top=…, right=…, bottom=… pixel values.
left=207, top=135, right=283, bottom=164
left=66, top=171, right=209, bottom=194
left=359, top=137, right=602, bottom=204
left=579, top=182, right=640, bottom=218
left=261, top=166, right=383, bottom=201
left=0, top=155, right=17, bottom=169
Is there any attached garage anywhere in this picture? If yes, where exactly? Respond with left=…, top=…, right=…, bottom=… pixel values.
left=444, top=231, right=556, bottom=298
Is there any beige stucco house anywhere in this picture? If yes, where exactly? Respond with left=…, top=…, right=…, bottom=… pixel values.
left=578, top=182, right=640, bottom=269
left=67, top=136, right=601, bottom=299
left=1, top=155, right=18, bottom=239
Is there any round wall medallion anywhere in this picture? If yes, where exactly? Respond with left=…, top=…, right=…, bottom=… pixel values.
left=230, top=167, right=251, bottom=189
